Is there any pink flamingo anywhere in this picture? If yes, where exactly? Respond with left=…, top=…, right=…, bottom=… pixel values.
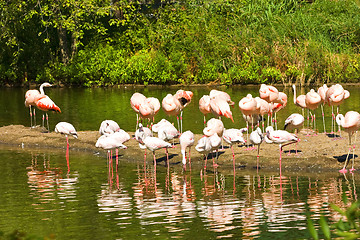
left=174, top=90, right=193, bottom=133
left=259, top=84, right=280, bottom=103
left=179, top=130, right=195, bottom=171
left=336, top=111, right=360, bottom=173
left=138, top=135, right=172, bottom=171
left=284, top=113, right=304, bottom=154
left=99, top=120, right=120, bottom=135
left=239, top=94, right=258, bottom=144
left=34, top=91, right=61, bottom=132
left=305, top=89, right=321, bottom=134
left=130, top=92, right=147, bottom=130
left=209, top=95, right=234, bottom=122
left=157, top=123, right=179, bottom=146
left=162, top=93, right=182, bottom=130
left=326, top=84, right=350, bottom=134
left=317, top=84, right=329, bottom=133
left=223, top=128, right=246, bottom=170
left=265, top=126, right=299, bottom=175
left=199, top=95, right=211, bottom=125
left=135, top=123, right=153, bottom=164
left=255, top=97, right=271, bottom=131
left=55, top=122, right=78, bottom=173
left=203, top=118, right=224, bottom=137
left=25, top=82, right=52, bottom=128
left=195, top=135, right=212, bottom=169
left=272, top=92, right=288, bottom=130
left=209, top=89, right=234, bottom=105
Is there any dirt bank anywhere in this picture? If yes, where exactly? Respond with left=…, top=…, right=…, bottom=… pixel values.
left=0, top=125, right=356, bottom=172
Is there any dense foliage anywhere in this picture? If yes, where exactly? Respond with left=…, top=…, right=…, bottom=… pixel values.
left=1, top=0, right=360, bottom=86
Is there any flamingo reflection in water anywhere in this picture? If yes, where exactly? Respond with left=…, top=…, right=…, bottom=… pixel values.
left=27, top=153, right=79, bottom=206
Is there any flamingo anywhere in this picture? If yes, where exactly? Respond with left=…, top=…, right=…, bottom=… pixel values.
left=195, top=136, right=212, bottom=169
left=130, top=92, right=147, bottom=130
left=179, top=130, right=195, bottom=171
left=259, top=84, right=280, bottom=103
left=34, top=91, right=61, bottom=132
left=152, top=119, right=174, bottom=133
left=239, top=94, right=258, bottom=144
left=135, top=123, right=153, bottom=163
left=99, top=120, right=120, bottom=136
left=199, top=95, right=211, bottom=125
left=138, top=135, right=173, bottom=170
left=174, top=89, right=193, bottom=133
left=222, top=128, right=246, bottom=169
left=326, top=84, right=350, bottom=134
left=305, top=89, right=321, bottom=134
left=25, top=82, right=52, bottom=128
left=272, top=92, right=287, bottom=130
left=336, top=111, right=360, bottom=173
left=209, top=89, right=234, bottom=106
left=292, top=84, right=307, bottom=116
left=95, top=133, right=128, bottom=175
left=255, top=97, right=271, bottom=131
left=317, top=84, right=329, bottom=133
left=284, top=113, right=304, bottom=154
left=209, top=95, right=234, bottom=122
left=157, top=123, right=179, bottom=146
left=265, top=126, right=299, bottom=174
left=162, top=93, right=182, bottom=130
left=55, top=122, right=78, bottom=142
left=209, top=133, right=222, bottom=167
left=249, top=127, right=264, bottom=170
left=203, top=118, right=224, bottom=137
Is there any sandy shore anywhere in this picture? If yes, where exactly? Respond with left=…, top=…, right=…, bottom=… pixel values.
left=0, top=124, right=356, bottom=173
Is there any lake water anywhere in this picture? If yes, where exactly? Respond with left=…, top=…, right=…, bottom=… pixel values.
left=0, top=147, right=358, bottom=239
left=2, top=85, right=360, bottom=133
left=0, top=85, right=359, bottom=239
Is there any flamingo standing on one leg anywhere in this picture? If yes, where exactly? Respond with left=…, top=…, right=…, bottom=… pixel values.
left=162, top=93, right=182, bottom=130
left=34, top=91, right=61, bottom=132
left=305, top=89, right=321, bottom=135
left=25, top=82, right=52, bottom=128
left=137, top=132, right=172, bottom=171
left=249, top=127, right=264, bottom=171
left=179, top=130, right=195, bottom=171
left=135, top=123, right=153, bottom=166
left=130, top=92, right=147, bottom=130
left=199, top=95, right=211, bottom=126
left=54, top=121, right=78, bottom=173
left=239, top=94, right=258, bottom=146
left=223, top=128, right=246, bottom=170
left=265, top=126, right=299, bottom=175
left=326, top=84, right=350, bottom=135
left=209, top=95, right=234, bottom=122
left=284, top=113, right=304, bottom=154
left=336, top=111, right=360, bottom=173
left=317, top=84, right=328, bottom=133
left=195, top=136, right=212, bottom=170
left=174, top=90, right=193, bottom=133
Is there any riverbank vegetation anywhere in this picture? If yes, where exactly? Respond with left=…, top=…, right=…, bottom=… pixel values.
left=1, top=0, right=359, bottom=87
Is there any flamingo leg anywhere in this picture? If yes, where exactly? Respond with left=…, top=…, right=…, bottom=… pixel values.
left=29, top=106, right=33, bottom=128
left=337, top=106, right=342, bottom=138
left=165, top=148, right=169, bottom=167
left=256, top=144, right=261, bottom=172
left=188, top=148, right=192, bottom=171
left=66, top=136, right=70, bottom=174
left=350, top=132, right=357, bottom=173
left=46, top=113, right=49, bottom=132
left=33, top=108, right=36, bottom=127
left=339, top=133, right=352, bottom=173
left=180, top=111, right=183, bottom=134
left=321, top=104, right=326, bottom=133
left=116, top=148, right=119, bottom=171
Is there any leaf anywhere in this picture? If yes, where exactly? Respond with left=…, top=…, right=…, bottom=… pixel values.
left=331, top=203, right=346, bottom=215
left=307, top=218, right=319, bottom=240
left=319, top=216, right=331, bottom=240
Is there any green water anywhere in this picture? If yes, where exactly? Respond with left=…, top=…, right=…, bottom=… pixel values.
left=2, top=85, right=360, bottom=133
left=0, top=148, right=358, bottom=239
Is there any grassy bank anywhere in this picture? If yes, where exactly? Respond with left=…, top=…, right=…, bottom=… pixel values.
left=1, top=0, right=359, bottom=86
